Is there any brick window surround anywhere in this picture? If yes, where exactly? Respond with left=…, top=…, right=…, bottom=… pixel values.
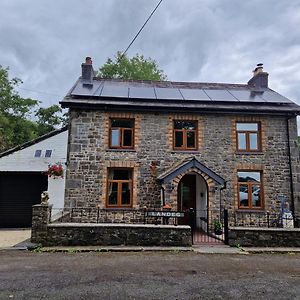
left=106, top=168, right=133, bottom=207
left=173, top=120, right=198, bottom=150
left=109, top=118, right=134, bottom=149
left=236, top=169, right=264, bottom=210
left=236, top=122, right=261, bottom=152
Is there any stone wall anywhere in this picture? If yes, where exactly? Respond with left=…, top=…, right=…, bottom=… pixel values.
left=44, top=223, right=192, bottom=247
left=228, top=227, right=300, bottom=247
left=65, top=110, right=299, bottom=218
left=31, top=204, right=192, bottom=247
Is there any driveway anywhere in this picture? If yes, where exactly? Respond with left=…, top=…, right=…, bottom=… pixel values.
left=0, top=228, right=31, bottom=249
left=0, top=251, right=299, bottom=299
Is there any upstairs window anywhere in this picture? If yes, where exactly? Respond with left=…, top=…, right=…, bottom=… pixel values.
left=109, top=118, right=134, bottom=149
left=34, top=150, right=42, bottom=157
left=173, top=120, right=197, bottom=150
left=45, top=150, right=52, bottom=157
left=107, top=168, right=133, bottom=207
left=236, top=122, right=261, bottom=152
left=238, top=171, right=263, bottom=209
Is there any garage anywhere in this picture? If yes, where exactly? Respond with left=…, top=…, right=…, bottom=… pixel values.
left=0, top=172, right=48, bottom=228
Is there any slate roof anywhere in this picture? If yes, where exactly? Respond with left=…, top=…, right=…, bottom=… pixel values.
left=157, top=157, right=226, bottom=186
left=60, top=77, right=300, bottom=115
left=0, top=126, right=68, bottom=158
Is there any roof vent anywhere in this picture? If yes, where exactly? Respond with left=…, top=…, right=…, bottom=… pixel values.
left=248, top=63, right=268, bottom=89
left=81, top=56, right=95, bottom=84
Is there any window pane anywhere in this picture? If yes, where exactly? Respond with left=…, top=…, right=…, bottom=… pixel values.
left=109, top=169, right=132, bottom=180
left=238, top=172, right=261, bottom=183
left=111, top=119, right=133, bottom=128
left=239, top=185, right=249, bottom=207
left=249, top=133, right=258, bottom=150
left=174, top=121, right=196, bottom=130
left=252, top=185, right=261, bottom=207
left=121, top=183, right=131, bottom=205
left=187, top=131, right=195, bottom=148
left=111, top=129, right=119, bottom=147
left=34, top=150, right=42, bottom=157
left=237, top=123, right=258, bottom=131
left=237, top=133, right=246, bottom=150
left=123, top=129, right=132, bottom=147
left=45, top=150, right=52, bottom=157
left=108, top=182, right=118, bottom=205
left=175, top=131, right=183, bottom=148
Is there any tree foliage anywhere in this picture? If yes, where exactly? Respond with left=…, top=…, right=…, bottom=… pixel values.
left=0, top=66, right=66, bottom=152
left=97, top=52, right=167, bottom=81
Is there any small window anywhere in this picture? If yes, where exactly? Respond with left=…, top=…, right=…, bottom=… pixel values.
left=45, top=150, right=52, bottom=158
left=109, top=119, right=134, bottom=149
left=236, top=122, right=261, bottom=152
left=107, top=168, right=133, bottom=207
left=238, top=171, right=263, bottom=209
left=173, top=120, right=197, bottom=150
left=34, top=150, right=42, bottom=157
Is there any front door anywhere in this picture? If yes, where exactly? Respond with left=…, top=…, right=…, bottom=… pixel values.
left=177, top=174, right=196, bottom=225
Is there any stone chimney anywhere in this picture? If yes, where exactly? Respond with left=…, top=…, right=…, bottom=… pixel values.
left=81, top=56, right=95, bottom=81
left=247, top=63, right=269, bottom=89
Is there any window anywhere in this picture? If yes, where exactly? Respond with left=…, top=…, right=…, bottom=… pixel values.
left=109, top=119, right=134, bottom=149
left=34, top=150, right=42, bottom=157
left=238, top=171, right=263, bottom=209
left=173, top=120, right=197, bottom=150
left=45, top=150, right=52, bottom=157
left=107, top=168, right=133, bottom=207
left=236, top=122, right=261, bottom=152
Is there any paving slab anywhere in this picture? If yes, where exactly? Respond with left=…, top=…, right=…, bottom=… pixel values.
left=0, top=229, right=31, bottom=249
left=242, top=247, right=300, bottom=254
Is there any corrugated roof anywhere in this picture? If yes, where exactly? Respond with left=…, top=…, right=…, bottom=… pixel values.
left=60, top=77, right=300, bottom=115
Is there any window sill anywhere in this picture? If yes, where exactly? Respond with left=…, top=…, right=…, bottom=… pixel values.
left=106, top=149, right=136, bottom=152
left=104, top=207, right=135, bottom=211
left=171, top=150, right=200, bottom=154
left=236, top=209, right=265, bottom=213
left=235, top=151, right=264, bottom=155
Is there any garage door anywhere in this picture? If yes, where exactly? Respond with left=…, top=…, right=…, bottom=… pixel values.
left=0, top=172, right=48, bottom=228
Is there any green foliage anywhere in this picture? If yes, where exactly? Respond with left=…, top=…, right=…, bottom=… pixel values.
left=298, top=136, right=300, bottom=148
left=97, top=52, right=167, bottom=81
left=0, top=66, right=66, bottom=152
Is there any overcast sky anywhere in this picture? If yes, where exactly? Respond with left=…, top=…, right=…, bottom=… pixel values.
left=1, top=0, right=300, bottom=113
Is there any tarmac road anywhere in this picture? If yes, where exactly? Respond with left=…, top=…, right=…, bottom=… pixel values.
left=0, top=251, right=299, bottom=300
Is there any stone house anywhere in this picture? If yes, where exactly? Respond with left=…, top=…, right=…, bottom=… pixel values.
left=60, top=58, right=300, bottom=230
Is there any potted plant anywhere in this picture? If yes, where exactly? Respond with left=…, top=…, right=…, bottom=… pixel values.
left=213, top=219, right=223, bottom=235
left=47, top=162, right=64, bottom=178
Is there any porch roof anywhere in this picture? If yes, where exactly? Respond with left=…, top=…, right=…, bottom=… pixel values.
left=157, top=157, right=226, bottom=187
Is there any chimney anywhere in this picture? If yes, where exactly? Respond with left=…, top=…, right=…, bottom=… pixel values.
left=247, top=63, right=269, bottom=89
left=81, top=56, right=95, bottom=82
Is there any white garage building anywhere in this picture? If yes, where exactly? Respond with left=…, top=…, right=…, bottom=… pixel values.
left=0, top=127, right=68, bottom=227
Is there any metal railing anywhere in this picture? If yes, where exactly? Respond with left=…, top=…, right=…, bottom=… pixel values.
left=50, top=207, right=183, bottom=225
left=230, top=211, right=294, bottom=228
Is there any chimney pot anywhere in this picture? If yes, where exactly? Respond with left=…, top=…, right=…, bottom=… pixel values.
left=85, top=56, right=92, bottom=65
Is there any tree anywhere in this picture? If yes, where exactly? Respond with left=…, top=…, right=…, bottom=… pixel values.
left=97, top=52, right=167, bottom=81
left=35, top=105, right=66, bottom=136
left=0, top=66, right=66, bottom=151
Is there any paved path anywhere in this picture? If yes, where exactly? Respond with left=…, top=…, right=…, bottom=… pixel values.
left=0, top=229, right=31, bottom=249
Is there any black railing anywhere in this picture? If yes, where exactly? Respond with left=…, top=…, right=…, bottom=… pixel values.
left=50, top=207, right=184, bottom=225
left=230, top=211, right=294, bottom=228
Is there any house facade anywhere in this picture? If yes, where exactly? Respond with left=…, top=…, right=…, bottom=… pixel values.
left=0, top=127, right=68, bottom=227
left=60, top=59, right=300, bottom=229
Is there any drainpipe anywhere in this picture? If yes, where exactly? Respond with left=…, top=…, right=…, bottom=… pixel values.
left=161, top=186, right=166, bottom=206
left=286, top=117, right=295, bottom=218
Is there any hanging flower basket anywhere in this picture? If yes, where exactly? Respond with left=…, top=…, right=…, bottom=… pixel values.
left=47, top=162, right=64, bottom=178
